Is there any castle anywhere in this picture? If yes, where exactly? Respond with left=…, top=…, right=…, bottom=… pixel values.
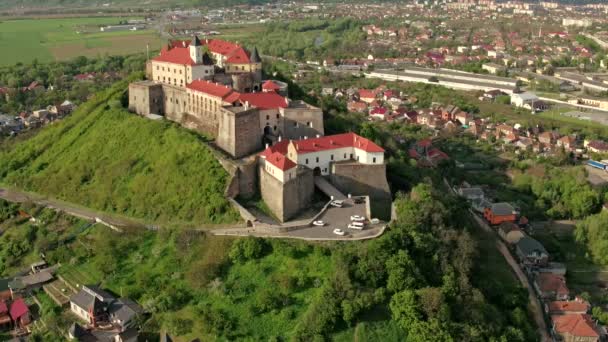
left=128, top=36, right=324, bottom=158
left=128, top=37, right=390, bottom=222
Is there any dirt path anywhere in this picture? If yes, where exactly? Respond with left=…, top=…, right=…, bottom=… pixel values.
left=471, top=212, right=550, bottom=342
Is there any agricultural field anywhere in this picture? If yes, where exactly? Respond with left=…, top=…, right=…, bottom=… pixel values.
left=0, top=17, right=163, bottom=66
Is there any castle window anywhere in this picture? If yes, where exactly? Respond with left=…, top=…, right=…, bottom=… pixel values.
left=179, top=70, right=182, bottom=74
left=331, top=155, right=334, bottom=160
left=294, top=122, right=298, bottom=127
left=273, top=125, right=277, bottom=131
left=307, top=121, right=312, bottom=127
left=156, top=66, right=159, bottom=70
left=305, top=159, right=309, bottom=165
left=344, top=153, right=346, bottom=158
left=373, top=157, right=377, bottom=163
left=276, top=114, right=279, bottom=119
left=316, top=157, right=319, bottom=163
left=266, top=115, right=269, bottom=120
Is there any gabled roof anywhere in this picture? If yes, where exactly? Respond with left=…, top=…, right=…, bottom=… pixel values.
left=262, top=80, right=281, bottom=91
left=516, top=236, right=548, bottom=256
left=153, top=45, right=196, bottom=66
left=187, top=80, right=240, bottom=100
left=552, top=314, right=600, bottom=337
left=358, top=89, right=377, bottom=99
left=259, top=140, right=290, bottom=158
left=292, top=132, right=384, bottom=154
left=266, top=152, right=297, bottom=171
left=548, top=300, right=590, bottom=314
left=238, top=92, right=288, bottom=110
left=9, top=298, right=28, bottom=320
left=537, top=273, right=569, bottom=295
left=206, top=39, right=241, bottom=56
left=225, top=47, right=251, bottom=64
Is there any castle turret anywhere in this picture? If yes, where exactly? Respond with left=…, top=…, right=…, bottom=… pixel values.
left=189, top=35, right=203, bottom=64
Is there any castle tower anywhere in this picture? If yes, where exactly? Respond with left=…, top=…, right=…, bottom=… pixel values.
left=189, top=35, right=203, bottom=64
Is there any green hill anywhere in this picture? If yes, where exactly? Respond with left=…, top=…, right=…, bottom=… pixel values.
left=0, top=77, right=240, bottom=225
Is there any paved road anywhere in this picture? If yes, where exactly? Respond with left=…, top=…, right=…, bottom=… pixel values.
left=471, top=212, right=551, bottom=342
left=314, top=176, right=346, bottom=200
left=0, top=187, right=143, bottom=229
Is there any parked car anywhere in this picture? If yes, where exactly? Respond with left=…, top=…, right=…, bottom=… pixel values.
left=312, top=220, right=325, bottom=226
left=370, top=218, right=380, bottom=224
left=330, top=200, right=344, bottom=208
left=333, top=228, right=346, bottom=236
left=348, top=223, right=364, bottom=230
left=350, top=215, right=365, bottom=222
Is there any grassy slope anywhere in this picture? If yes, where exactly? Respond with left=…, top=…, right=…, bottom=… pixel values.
left=0, top=78, right=240, bottom=225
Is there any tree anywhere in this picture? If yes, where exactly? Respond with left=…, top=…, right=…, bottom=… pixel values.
left=386, top=250, right=422, bottom=292
left=390, top=290, right=421, bottom=331
left=229, top=237, right=265, bottom=263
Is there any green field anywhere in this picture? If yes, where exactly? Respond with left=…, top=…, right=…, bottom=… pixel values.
left=0, top=17, right=163, bottom=66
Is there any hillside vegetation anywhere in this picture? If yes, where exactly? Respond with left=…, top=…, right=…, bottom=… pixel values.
left=0, top=77, right=240, bottom=225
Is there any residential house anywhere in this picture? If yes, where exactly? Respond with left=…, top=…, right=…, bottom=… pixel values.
left=547, top=298, right=590, bottom=316
left=551, top=314, right=602, bottom=342
left=539, top=131, right=560, bottom=146
left=347, top=101, right=368, bottom=113
left=586, top=140, right=608, bottom=154
left=458, top=187, right=484, bottom=202
left=497, top=222, right=525, bottom=244
left=70, top=285, right=143, bottom=330
left=455, top=112, right=471, bottom=126
left=370, top=107, right=389, bottom=120
left=0, top=301, right=10, bottom=330
left=557, top=135, right=577, bottom=151
left=483, top=202, right=517, bottom=225
left=515, top=236, right=549, bottom=267
left=358, top=89, right=378, bottom=103
left=535, top=273, right=569, bottom=300
left=9, top=298, right=30, bottom=329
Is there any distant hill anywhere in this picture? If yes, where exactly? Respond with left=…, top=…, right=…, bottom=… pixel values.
left=0, top=76, right=241, bottom=225
left=0, top=0, right=271, bottom=10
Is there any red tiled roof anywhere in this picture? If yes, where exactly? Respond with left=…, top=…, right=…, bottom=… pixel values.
left=154, top=45, right=196, bottom=65
left=588, top=140, right=608, bottom=151
left=552, top=314, right=600, bottom=337
left=260, top=140, right=290, bottom=158
left=262, top=80, right=281, bottom=91
left=207, top=39, right=241, bottom=56
left=266, top=151, right=296, bottom=171
left=225, top=47, right=251, bottom=64
left=548, top=300, right=590, bottom=314
left=538, top=273, right=569, bottom=295
left=9, top=298, right=28, bottom=320
left=187, top=80, right=239, bottom=100
left=370, top=107, right=388, bottom=115
left=293, top=132, right=384, bottom=154
left=238, top=92, right=288, bottom=110
left=358, top=89, right=377, bottom=99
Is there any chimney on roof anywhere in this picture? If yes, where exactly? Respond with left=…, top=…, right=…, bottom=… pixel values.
left=265, top=143, right=269, bottom=149
left=304, top=136, right=308, bottom=140
left=278, top=136, right=282, bottom=142
left=316, top=134, right=320, bottom=138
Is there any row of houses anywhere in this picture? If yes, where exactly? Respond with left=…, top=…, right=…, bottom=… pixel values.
left=0, top=100, right=74, bottom=135
left=458, top=186, right=606, bottom=341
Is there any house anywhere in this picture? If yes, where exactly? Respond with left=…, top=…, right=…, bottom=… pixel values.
left=483, top=202, right=517, bottom=225
left=585, top=140, right=608, bottom=154
left=497, top=222, right=525, bottom=244
left=455, top=112, right=471, bottom=126
left=70, top=285, right=143, bottom=330
left=535, top=273, right=569, bottom=300
left=458, top=187, right=484, bottom=202
left=547, top=298, right=590, bottom=316
left=9, top=298, right=30, bottom=328
left=358, top=89, right=378, bottom=103
left=539, top=131, right=559, bottom=146
left=557, top=136, right=577, bottom=151
left=9, top=270, right=54, bottom=295
left=551, top=314, right=602, bottom=342
left=515, top=236, right=549, bottom=267
left=370, top=107, right=389, bottom=120
left=0, top=301, right=10, bottom=330
left=347, top=101, right=368, bottom=113
left=70, top=285, right=114, bottom=326
left=511, top=92, right=546, bottom=110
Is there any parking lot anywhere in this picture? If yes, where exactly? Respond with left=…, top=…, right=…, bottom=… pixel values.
left=283, top=198, right=383, bottom=239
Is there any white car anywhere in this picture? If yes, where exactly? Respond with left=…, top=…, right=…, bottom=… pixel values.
left=312, top=220, right=325, bottom=226
left=370, top=218, right=380, bottom=224
left=350, top=215, right=365, bottom=222
left=330, top=200, right=344, bottom=208
left=348, top=224, right=364, bottom=230
left=333, top=228, right=346, bottom=236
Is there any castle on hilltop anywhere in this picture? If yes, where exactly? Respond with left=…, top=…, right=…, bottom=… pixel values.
left=128, top=36, right=324, bottom=158
left=128, top=37, right=390, bottom=222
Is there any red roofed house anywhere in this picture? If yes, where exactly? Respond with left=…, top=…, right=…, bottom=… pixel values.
left=9, top=298, right=30, bottom=328
left=547, top=298, right=590, bottom=316
left=586, top=140, right=608, bottom=154
left=551, top=314, right=602, bottom=342
left=358, top=89, right=378, bottom=103
left=347, top=101, right=368, bottom=113
left=262, top=80, right=281, bottom=93
left=0, top=301, right=9, bottom=330
left=535, top=273, right=570, bottom=301
left=369, top=107, right=389, bottom=120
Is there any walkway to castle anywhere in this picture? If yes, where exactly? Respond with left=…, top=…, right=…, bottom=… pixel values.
left=314, top=176, right=346, bottom=200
